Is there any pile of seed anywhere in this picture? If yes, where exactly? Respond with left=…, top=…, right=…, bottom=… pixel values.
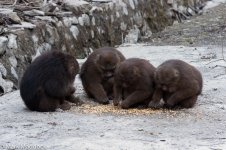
left=71, top=103, right=163, bottom=115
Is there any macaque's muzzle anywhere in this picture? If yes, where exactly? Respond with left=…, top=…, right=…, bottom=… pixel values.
left=161, top=85, right=168, bottom=91
left=104, top=71, right=114, bottom=78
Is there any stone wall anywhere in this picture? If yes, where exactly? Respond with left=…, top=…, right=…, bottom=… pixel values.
left=0, top=0, right=208, bottom=95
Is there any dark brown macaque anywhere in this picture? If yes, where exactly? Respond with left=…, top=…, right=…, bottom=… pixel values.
left=80, top=47, right=125, bottom=104
left=148, top=59, right=203, bottom=109
left=113, top=58, right=156, bottom=109
left=20, top=51, right=81, bottom=112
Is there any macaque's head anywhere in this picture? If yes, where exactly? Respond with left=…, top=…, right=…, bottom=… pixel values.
left=116, top=63, right=141, bottom=88
left=95, top=51, right=120, bottom=79
left=155, top=66, right=180, bottom=91
left=57, top=52, right=79, bottom=80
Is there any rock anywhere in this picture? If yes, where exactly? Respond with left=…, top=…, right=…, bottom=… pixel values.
left=63, top=0, right=92, bottom=14
left=0, top=8, right=13, bottom=14
left=9, top=56, right=17, bottom=68
left=8, top=12, right=21, bottom=24
left=63, top=17, right=73, bottom=27
left=71, top=17, right=79, bottom=25
left=0, top=63, right=7, bottom=77
left=0, top=9, right=21, bottom=25
left=0, top=36, right=8, bottom=56
left=23, top=9, right=45, bottom=16
left=42, top=2, right=58, bottom=12
left=55, top=12, right=73, bottom=17
left=70, top=25, right=79, bottom=39
left=26, top=0, right=43, bottom=7
left=7, top=34, right=18, bottom=51
left=0, top=73, right=13, bottom=94
left=35, top=16, right=57, bottom=23
left=8, top=22, right=36, bottom=29
left=124, top=25, right=140, bottom=44
left=11, top=67, right=18, bottom=80
left=78, top=14, right=90, bottom=26
left=89, top=6, right=103, bottom=15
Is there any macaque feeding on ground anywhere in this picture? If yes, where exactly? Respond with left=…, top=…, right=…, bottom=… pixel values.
left=113, top=58, right=156, bottom=109
left=148, top=59, right=203, bottom=109
left=80, top=47, right=125, bottom=104
left=20, top=51, right=81, bottom=112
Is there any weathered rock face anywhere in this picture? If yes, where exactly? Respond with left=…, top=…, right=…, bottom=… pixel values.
left=0, top=0, right=208, bottom=95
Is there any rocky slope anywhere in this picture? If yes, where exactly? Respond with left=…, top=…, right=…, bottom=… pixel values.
left=148, top=3, right=226, bottom=46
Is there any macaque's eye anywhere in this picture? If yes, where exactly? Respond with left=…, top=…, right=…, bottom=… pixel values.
left=101, top=65, right=116, bottom=72
left=111, top=66, right=116, bottom=70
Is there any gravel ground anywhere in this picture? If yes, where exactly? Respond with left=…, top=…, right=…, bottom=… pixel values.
left=0, top=44, right=226, bottom=150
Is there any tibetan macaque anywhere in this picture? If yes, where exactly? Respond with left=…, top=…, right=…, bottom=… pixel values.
left=113, top=58, right=156, bottom=109
left=20, top=51, right=81, bottom=112
left=80, top=47, right=125, bottom=104
left=148, top=59, right=203, bottom=109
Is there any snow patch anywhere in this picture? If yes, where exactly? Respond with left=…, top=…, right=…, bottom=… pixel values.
left=205, top=0, right=226, bottom=9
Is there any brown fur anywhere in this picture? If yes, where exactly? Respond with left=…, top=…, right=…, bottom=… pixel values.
left=148, top=59, right=203, bottom=109
left=80, top=47, right=125, bottom=104
left=20, top=51, right=81, bottom=112
left=113, top=58, right=156, bottom=109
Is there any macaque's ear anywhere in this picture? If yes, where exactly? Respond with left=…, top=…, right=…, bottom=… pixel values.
left=94, top=54, right=101, bottom=64
left=173, top=69, right=180, bottom=78
left=114, top=53, right=120, bottom=62
left=116, top=61, right=122, bottom=68
left=133, top=66, right=141, bottom=77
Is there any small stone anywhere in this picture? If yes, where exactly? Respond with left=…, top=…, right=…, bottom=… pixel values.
left=7, top=34, right=17, bottom=50
left=63, top=17, right=72, bottom=27
left=71, top=17, right=79, bottom=25
left=8, top=22, right=36, bottom=29
left=23, top=9, right=45, bottom=16
left=26, top=0, right=43, bottom=7
left=0, top=75, right=14, bottom=93
left=0, top=36, right=8, bottom=55
left=63, top=0, right=92, bottom=14
left=42, top=2, right=57, bottom=12
left=70, top=25, right=79, bottom=39
left=0, top=63, right=7, bottom=77
left=55, top=12, right=73, bottom=17
left=8, top=12, right=21, bottom=24
left=167, top=0, right=173, bottom=4
left=35, top=16, right=56, bottom=23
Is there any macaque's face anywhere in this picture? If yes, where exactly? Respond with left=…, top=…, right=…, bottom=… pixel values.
left=95, top=52, right=119, bottom=79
